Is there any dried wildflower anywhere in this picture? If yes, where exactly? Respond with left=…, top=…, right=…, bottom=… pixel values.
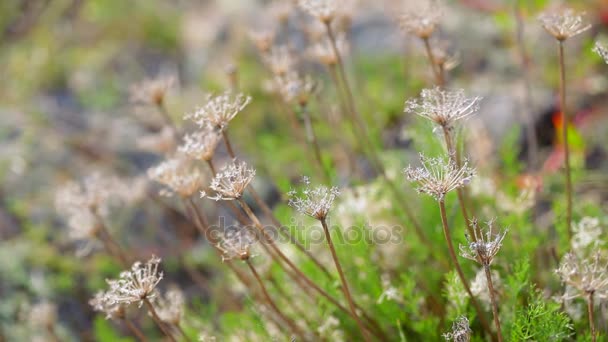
left=593, top=41, right=608, bottom=64
left=275, top=71, right=317, bottom=105
left=248, top=29, right=276, bottom=53
left=308, top=32, right=349, bottom=66
left=30, top=302, right=57, bottom=329
left=538, top=9, right=591, bottom=41
left=263, top=45, right=297, bottom=76
left=130, top=75, right=175, bottom=106
left=154, top=287, right=185, bottom=325
left=556, top=251, right=608, bottom=300
left=443, top=316, right=471, bottom=342
left=404, top=153, right=475, bottom=201
left=398, top=0, right=442, bottom=39
left=288, top=176, right=340, bottom=221
left=298, top=0, right=337, bottom=24
left=178, top=125, right=222, bottom=162
left=202, top=161, right=256, bottom=201
left=217, top=227, right=257, bottom=261
left=136, top=126, right=177, bottom=154
left=89, top=291, right=125, bottom=320
left=104, top=256, right=163, bottom=307
left=184, top=92, right=251, bottom=131
left=460, top=219, right=507, bottom=266
left=572, top=217, right=602, bottom=255
left=147, top=155, right=203, bottom=197
left=404, top=87, right=481, bottom=131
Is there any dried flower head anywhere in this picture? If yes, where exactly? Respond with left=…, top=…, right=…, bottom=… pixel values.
left=594, top=41, right=608, bottom=64
left=538, top=8, right=591, bottom=41
left=147, top=155, right=203, bottom=197
left=298, top=0, right=338, bottom=24
left=556, top=251, right=608, bottom=300
left=89, top=291, right=125, bottom=320
left=154, top=287, right=185, bottom=325
left=288, top=176, right=340, bottom=220
left=104, top=256, right=163, bottom=307
left=460, top=219, right=508, bottom=266
left=308, top=32, right=349, bottom=66
left=130, top=75, right=175, bottom=106
left=136, top=126, right=177, bottom=154
left=404, top=153, right=475, bottom=201
left=184, top=92, right=251, bottom=131
left=203, top=161, right=256, bottom=201
left=217, top=226, right=257, bottom=261
left=275, top=71, right=317, bottom=106
left=443, top=316, right=471, bottom=342
left=572, top=217, right=602, bottom=255
left=404, top=87, right=481, bottom=131
left=178, top=125, right=222, bottom=162
left=398, top=0, right=442, bottom=39
left=30, top=301, right=57, bottom=329
left=263, top=45, right=297, bottom=76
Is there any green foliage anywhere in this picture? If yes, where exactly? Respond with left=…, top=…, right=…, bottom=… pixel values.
left=93, top=316, right=133, bottom=342
left=508, top=289, right=573, bottom=341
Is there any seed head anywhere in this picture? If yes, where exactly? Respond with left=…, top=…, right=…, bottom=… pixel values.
left=556, top=251, right=608, bottom=300
left=154, top=287, right=185, bottom=325
left=263, top=45, right=297, bottom=76
left=298, top=0, right=338, bottom=24
left=404, top=87, right=481, bottom=131
left=147, top=155, right=203, bottom=197
left=184, top=92, right=251, bottom=131
left=398, top=0, right=442, bottom=39
left=104, top=256, right=163, bottom=307
left=538, top=8, right=591, bottom=41
left=443, top=316, right=471, bottom=342
left=203, top=161, right=256, bottom=201
left=217, top=226, right=257, bottom=261
left=288, top=176, right=340, bottom=221
left=178, top=125, right=222, bottom=162
left=129, top=75, right=175, bottom=106
left=404, top=153, right=475, bottom=201
left=594, top=41, right=608, bottom=64
left=89, top=291, right=125, bottom=320
left=459, top=219, right=507, bottom=266
left=275, top=71, right=317, bottom=106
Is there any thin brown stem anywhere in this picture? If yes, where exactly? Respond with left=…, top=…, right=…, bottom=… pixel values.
left=94, top=213, right=130, bottom=267
left=144, top=299, right=177, bottom=342
left=320, top=218, right=372, bottom=342
left=245, top=259, right=306, bottom=340
left=422, top=37, right=444, bottom=86
left=122, top=318, right=149, bottom=342
left=484, top=264, right=503, bottom=342
left=587, top=291, right=596, bottom=342
left=438, top=200, right=492, bottom=338
left=175, top=323, right=193, bottom=342
left=222, top=130, right=236, bottom=159
left=300, top=104, right=330, bottom=182
left=557, top=40, right=573, bottom=239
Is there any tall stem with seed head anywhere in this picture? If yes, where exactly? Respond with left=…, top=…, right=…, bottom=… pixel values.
left=422, top=37, right=444, bottom=86
left=144, top=298, right=177, bottom=342
left=483, top=264, right=503, bottom=342
left=558, top=40, right=573, bottom=239
left=122, top=318, right=149, bottom=342
left=320, top=218, right=372, bottom=342
left=587, top=291, right=596, bottom=342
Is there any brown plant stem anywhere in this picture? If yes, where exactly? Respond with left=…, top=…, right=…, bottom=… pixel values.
left=245, top=259, right=307, bottom=340
left=483, top=264, right=503, bottom=342
left=122, top=318, right=149, bottom=342
left=587, top=291, right=596, bottom=342
left=300, top=103, right=331, bottom=182
left=422, top=37, right=444, bottom=86
left=143, top=298, right=177, bottom=342
left=94, top=213, right=130, bottom=267
left=320, top=218, right=372, bottom=342
left=46, top=325, right=60, bottom=342
left=438, top=200, right=492, bottom=337
left=557, top=40, right=573, bottom=239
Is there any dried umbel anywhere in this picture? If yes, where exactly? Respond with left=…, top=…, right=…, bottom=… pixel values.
left=398, top=0, right=442, bottom=39
left=556, top=251, right=608, bottom=301
left=154, top=287, right=185, bottom=325
left=443, top=316, right=471, bottom=342
left=288, top=176, right=340, bottom=221
left=184, top=92, right=252, bottom=131
left=178, top=125, right=222, bottom=162
left=263, top=45, right=297, bottom=77
left=217, top=227, right=257, bottom=261
left=298, top=0, right=338, bottom=24
left=404, top=153, right=475, bottom=201
left=594, top=42, right=608, bottom=64
left=460, top=219, right=507, bottom=266
left=571, top=217, right=602, bottom=255
left=275, top=71, right=317, bottom=106
left=308, top=31, right=349, bottom=66
left=538, top=8, right=591, bottom=41
left=89, top=291, right=125, bottom=320
left=203, top=161, right=256, bottom=201
left=147, top=155, right=203, bottom=197
left=104, top=256, right=164, bottom=307
left=130, top=75, right=175, bottom=106
left=404, top=87, right=481, bottom=131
